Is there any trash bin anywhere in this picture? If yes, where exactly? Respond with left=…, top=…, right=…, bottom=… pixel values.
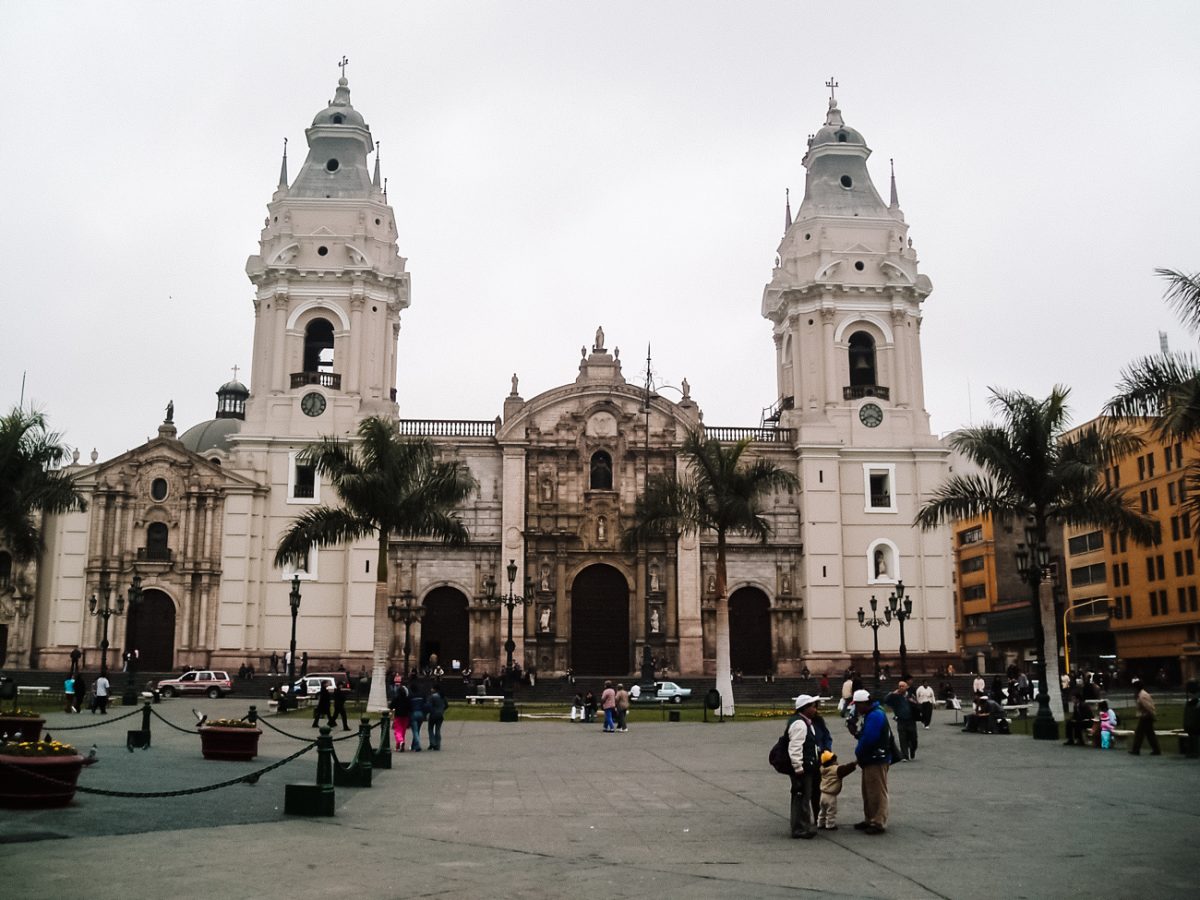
left=668, top=709, right=681, bottom=722
left=705, top=689, right=721, bottom=710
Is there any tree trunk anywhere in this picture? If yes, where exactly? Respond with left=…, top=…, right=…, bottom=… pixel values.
left=366, top=537, right=390, bottom=712
left=1038, top=579, right=1064, bottom=722
left=714, top=535, right=735, bottom=716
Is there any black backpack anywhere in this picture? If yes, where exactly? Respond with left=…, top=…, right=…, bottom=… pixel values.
left=769, top=716, right=811, bottom=775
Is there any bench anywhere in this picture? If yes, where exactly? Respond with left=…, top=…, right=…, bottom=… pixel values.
left=466, top=695, right=506, bottom=706
left=1002, top=704, right=1030, bottom=719
left=16, top=686, right=51, bottom=695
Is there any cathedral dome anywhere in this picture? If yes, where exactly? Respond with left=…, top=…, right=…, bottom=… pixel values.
left=311, top=78, right=366, bottom=129
left=179, top=417, right=241, bottom=455
left=809, top=122, right=866, bottom=148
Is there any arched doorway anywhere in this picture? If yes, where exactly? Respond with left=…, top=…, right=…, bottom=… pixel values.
left=729, top=587, right=772, bottom=676
left=420, top=587, right=469, bottom=671
left=570, top=564, right=630, bottom=675
left=131, top=589, right=175, bottom=671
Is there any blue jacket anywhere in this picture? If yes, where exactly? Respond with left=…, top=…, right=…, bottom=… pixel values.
left=855, top=703, right=892, bottom=766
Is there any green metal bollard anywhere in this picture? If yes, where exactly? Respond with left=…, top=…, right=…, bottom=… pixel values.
left=247, top=705, right=259, bottom=724
left=372, top=711, right=392, bottom=769
left=127, top=700, right=152, bottom=750
left=285, top=726, right=336, bottom=816
left=334, top=718, right=374, bottom=788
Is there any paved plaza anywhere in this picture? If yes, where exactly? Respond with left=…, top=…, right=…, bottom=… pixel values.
left=2, top=699, right=1198, bottom=899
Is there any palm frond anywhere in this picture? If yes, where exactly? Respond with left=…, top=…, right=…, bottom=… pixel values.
left=915, top=473, right=1019, bottom=530
left=1106, top=351, right=1200, bottom=425
left=274, top=506, right=375, bottom=567
left=1157, top=268, right=1200, bottom=336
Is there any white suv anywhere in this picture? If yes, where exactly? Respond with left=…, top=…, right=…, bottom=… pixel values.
left=157, top=670, right=233, bottom=699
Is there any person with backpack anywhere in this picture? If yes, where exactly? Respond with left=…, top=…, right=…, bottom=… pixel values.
left=426, top=684, right=447, bottom=750
left=785, top=694, right=820, bottom=839
left=852, top=689, right=893, bottom=834
left=409, top=684, right=427, bottom=751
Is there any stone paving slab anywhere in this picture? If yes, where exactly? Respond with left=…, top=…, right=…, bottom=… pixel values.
left=2, top=702, right=1198, bottom=899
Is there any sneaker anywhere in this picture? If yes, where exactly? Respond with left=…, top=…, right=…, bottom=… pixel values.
left=864, top=824, right=886, bottom=835
left=853, top=822, right=870, bottom=831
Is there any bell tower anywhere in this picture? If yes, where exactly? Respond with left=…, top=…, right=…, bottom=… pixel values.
left=241, top=69, right=410, bottom=440
left=761, top=86, right=934, bottom=447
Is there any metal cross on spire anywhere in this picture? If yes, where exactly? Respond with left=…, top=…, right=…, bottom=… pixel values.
left=825, top=76, right=839, bottom=103
left=231, top=364, right=240, bottom=381
left=338, top=55, right=350, bottom=78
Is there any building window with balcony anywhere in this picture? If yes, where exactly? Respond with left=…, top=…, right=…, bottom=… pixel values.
left=144, top=522, right=170, bottom=561
left=862, top=464, right=896, bottom=513
left=589, top=451, right=613, bottom=490
left=288, top=450, right=320, bottom=504
left=281, top=549, right=317, bottom=581
left=848, top=331, right=877, bottom=389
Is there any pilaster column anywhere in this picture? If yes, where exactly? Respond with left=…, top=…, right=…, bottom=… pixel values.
left=821, top=306, right=838, bottom=406
left=272, top=289, right=289, bottom=393
left=891, top=308, right=909, bottom=407
left=348, top=292, right=365, bottom=395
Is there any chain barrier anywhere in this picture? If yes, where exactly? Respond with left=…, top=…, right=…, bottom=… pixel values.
left=42, top=706, right=143, bottom=731
left=147, top=707, right=205, bottom=734
left=257, top=714, right=379, bottom=743
left=0, top=740, right=317, bottom=798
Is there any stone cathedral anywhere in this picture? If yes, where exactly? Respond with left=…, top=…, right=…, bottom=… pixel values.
left=9, top=76, right=954, bottom=682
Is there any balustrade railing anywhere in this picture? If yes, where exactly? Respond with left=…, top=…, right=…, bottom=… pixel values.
left=396, top=419, right=498, bottom=438
left=843, top=385, right=889, bottom=400
left=702, top=426, right=795, bottom=443
left=290, top=371, right=342, bottom=389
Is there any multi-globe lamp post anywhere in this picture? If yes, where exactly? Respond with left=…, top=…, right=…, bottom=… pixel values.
left=857, top=595, right=893, bottom=687
left=120, top=573, right=144, bottom=706
left=279, top=574, right=302, bottom=711
left=89, top=577, right=126, bottom=678
left=1015, top=526, right=1060, bottom=740
left=487, top=559, right=533, bottom=722
left=886, top=581, right=914, bottom=681
left=387, top=589, right=424, bottom=679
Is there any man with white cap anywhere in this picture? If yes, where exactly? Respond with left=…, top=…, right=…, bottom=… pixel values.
left=852, top=688, right=893, bottom=834
left=785, top=693, right=820, bottom=839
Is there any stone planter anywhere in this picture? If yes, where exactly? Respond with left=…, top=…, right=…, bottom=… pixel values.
left=0, top=753, right=85, bottom=808
left=199, top=725, right=262, bottom=761
left=0, top=716, right=45, bottom=743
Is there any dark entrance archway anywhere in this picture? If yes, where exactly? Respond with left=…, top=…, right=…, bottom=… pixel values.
left=570, top=564, right=630, bottom=675
left=420, top=587, right=469, bottom=671
left=131, top=589, right=175, bottom=671
left=729, top=586, right=772, bottom=676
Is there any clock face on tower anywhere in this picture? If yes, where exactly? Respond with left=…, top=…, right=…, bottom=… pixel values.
left=859, top=402, right=883, bottom=428
left=301, top=392, right=327, bottom=417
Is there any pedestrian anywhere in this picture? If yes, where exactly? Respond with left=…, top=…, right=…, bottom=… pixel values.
left=852, top=689, right=893, bottom=835
left=838, top=675, right=854, bottom=714
left=1129, top=679, right=1162, bottom=756
left=93, top=672, right=111, bottom=714
left=73, top=673, right=87, bottom=713
left=817, top=750, right=857, bottom=830
left=63, top=674, right=76, bottom=712
left=615, top=683, right=630, bottom=732
left=270, top=651, right=279, bottom=675
left=409, top=685, right=427, bottom=751
left=426, top=684, right=447, bottom=750
left=915, top=681, right=935, bottom=729
left=389, top=676, right=411, bottom=751
left=1095, top=700, right=1116, bottom=748
left=1064, top=693, right=1091, bottom=746
left=883, top=681, right=919, bottom=760
left=571, top=692, right=584, bottom=722
left=819, top=673, right=830, bottom=696
left=329, top=684, right=350, bottom=731
left=629, top=682, right=642, bottom=702
left=584, top=690, right=597, bottom=723
left=1182, top=680, right=1200, bottom=758
left=311, top=682, right=333, bottom=727
left=785, top=693, right=820, bottom=839
left=69, top=647, right=82, bottom=677
left=600, top=681, right=617, bottom=732
left=972, top=673, right=985, bottom=698
left=300, top=652, right=309, bottom=677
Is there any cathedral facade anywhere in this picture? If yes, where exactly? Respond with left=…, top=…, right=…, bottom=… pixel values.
left=14, top=77, right=955, bottom=682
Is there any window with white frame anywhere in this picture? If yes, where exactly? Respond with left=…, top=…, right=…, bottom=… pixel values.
left=287, top=449, right=320, bottom=504
left=281, top=547, right=318, bottom=581
left=867, top=538, right=900, bottom=584
left=862, top=463, right=897, bottom=513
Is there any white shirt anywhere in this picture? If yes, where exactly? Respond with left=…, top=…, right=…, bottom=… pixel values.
left=95, top=675, right=111, bottom=697
left=915, top=685, right=935, bottom=704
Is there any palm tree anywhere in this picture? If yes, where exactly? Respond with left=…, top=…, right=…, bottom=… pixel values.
left=915, top=387, right=1154, bottom=738
left=275, top=417, right=477, bottom=711
left=626, top=429, right=798, bottom=715
left=1107, top=268, right=1200, bottom=537
left=0, top=408, right=87, bottom=560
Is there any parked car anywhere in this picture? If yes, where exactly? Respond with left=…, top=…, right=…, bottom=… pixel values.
left=291, top=673, right=352, bottom=696
left=634, top=681, right=692, bottom=703
left=157, top=670, right=233, bottom=699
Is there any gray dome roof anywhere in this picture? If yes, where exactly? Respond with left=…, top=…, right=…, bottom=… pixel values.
left=311, top=78, right=366, bottom=129
left=810, top=122, right=866, bottom=148
left=218, top=379, right=249, bottom=396
left=180, top=418, right=241, bottom=455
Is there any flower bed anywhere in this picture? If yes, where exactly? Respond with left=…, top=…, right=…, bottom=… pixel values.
left=0, top=740, right=85, bottom=808
left=199, top=723, right=262, bottom=761
left=0, top=711, right=45, bottom=743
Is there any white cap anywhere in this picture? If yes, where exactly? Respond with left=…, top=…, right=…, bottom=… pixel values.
left=794, top=693, right=818, bottom=709
left=852, top=689, right=872, bottom=703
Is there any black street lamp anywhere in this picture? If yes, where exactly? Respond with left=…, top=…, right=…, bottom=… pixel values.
left=886, top=581, right=914, bottom=681
left=1015, top=525, right=1059, bottom=740
left=387, top=589, right=424, bottom=678
left=121, top=573, right=144, bottom=706
left=281, top=574, right=302, bottom=711
left=486, top=559, right=533, bottom=722
left=89, top=577, right=125, bottom=677
left=857, top=595, right=893, bottom=687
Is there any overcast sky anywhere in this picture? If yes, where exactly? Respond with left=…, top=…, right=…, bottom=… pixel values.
left=4, top=2, right=1199, bottom=460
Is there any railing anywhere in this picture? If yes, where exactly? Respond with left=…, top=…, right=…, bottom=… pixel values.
left=396, top=419, right=497, bottom=438
left=137, top=547, right=173, bottom=562
left=843, top=385, right=889, bottom=400
left=870, top=493, right=891, bottom=508
left=703, top=427, right=795, bottom=444
left=290, top=371, right=342, bottom=389
left=760, top=395, right=794, bottom=427
left=292, top=483, right=315, bottom=499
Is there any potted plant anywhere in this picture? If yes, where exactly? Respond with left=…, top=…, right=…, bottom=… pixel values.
left=0, top=708, right=45, bottom=744
left=0, top=739, right=87, bottom=808
left=198, top=718, right=262, bottom=761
